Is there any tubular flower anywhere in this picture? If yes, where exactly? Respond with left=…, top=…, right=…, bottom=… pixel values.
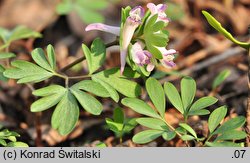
left=85, top=23, right=120, bottom=36
left=147, top=3, right=170, bottom=23
left=120, top=6, right=145, bottom=74
left=131, top=41, right=155, bottom=72
left=158, top=48, right=177, bottom=68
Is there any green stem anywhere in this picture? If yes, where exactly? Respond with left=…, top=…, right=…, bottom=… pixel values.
left=68, top=75, right=90, bottom=79
left=160, top=117, right=182, bottom=138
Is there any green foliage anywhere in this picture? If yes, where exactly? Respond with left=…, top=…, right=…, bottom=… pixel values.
left=143, top=14, right=169, bottom=59
left=106, top=107, right=137, bottom=139
left=122, top=78, right=177, bottom=144
left=3, top=60, right=54, bottom=83
left=165, top=2, right=184, bottom=21
left=202, top=11, right=250, bottom=50
left=4, top=45, right=57, bottom=83
left=82, top=38, right=106, bottom=74
left=122, top=98, right=160, bottom=119
left=0, top=26, right=41, bottom=50
left=205, top=107, right=247, bottom=147
left=52, top=90, right=79, bottom=135
left=164, top=81, right=184, bottom=114
left=208, top=106, right=227, bottom=133
left=165, top=77, right=217, bottom=118
left=0, top=52, right=16, bottom=60
left=92, top=68, right=142, bottom=102
left=181, top=77, right=196, bottom=111
left=0, top=64, right=7, bottom=81
left=56, top=0, right=118, bottom=23
left=0, top=128, right=28, bottom=147
left=212, top=69, right=231, bottom=89
left=179, top=123, right=197, bottom=139
left=146, top=78, right=166, bottom=117
left=70, top=84, right=103, bottom=115
left=188, top=97, right=218, bottom=116
left=132, top=130, right=164, bottom=144
left=31, top=85, right=66, bottom=112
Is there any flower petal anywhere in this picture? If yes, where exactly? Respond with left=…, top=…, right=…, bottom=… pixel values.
left=85, top=23, right=120, bottom=36
left=146, top=63, right=155, bottom=72
left=147, top=3, right=157, bottom=14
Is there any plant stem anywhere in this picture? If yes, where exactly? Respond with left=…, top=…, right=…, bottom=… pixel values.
left=68, top=75, right=90, bottom=79
left=160, top=117, right=182, bottom=138
left=60, top=39, right=119, bottom=72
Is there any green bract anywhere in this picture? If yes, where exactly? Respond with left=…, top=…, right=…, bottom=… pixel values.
left=202, top=11, right=250, bottom=50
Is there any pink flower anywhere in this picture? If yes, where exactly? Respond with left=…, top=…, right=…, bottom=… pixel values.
left=147, top=3, right=170, bottom=23
left=120, top=6, right=145, bottom=74
left=85, top=23, right=120, bottom=36
left=130, top=41, right=155, bottom=72
left=158, top=48, right=176, bottom=68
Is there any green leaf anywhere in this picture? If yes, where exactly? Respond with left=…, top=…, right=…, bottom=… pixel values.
left=166, top=2, right=184, bottom=21
left=179, top=123, right=197, bottom=138
left=208, top=106, right=227, bottom=133
left=212, top=69, right=231, bottom=89
left=205, top=141, right=242, bottom=147
left=189, top=96, right=218, bottom=114
left=7, top=136, right=16, bottom=142
left=75, top=6, right=104, bottom=24
left=0, top=65, right=7, bottom=81
left=92, top=76, right=119, bottom=102
left=146, top=78, right=165, bottom=117
left=215, top=130, right=247, bottom=141
left=83, top=38, right=106, bottom=74
left=188, top=109, right=210, bottom=116
left=123, top=118, right=137, bottom=133
left=72, top=80, right=110, bottom=97
left=113, top=107, right=124, bottom=124
left=213, top=116, right=246, bottom=135
left=122, top=98, right=160, bottom=119
left=143, top=14, right=168, bottom=59
left=3, top=60, right=53, bottom=83
left=51, top=90, right=79, bottom=135
left=164, top=82, right=184, bottom=114
left=95, top=142, right=107, bottom=147
left=181, top=135, right=195, bottom=141
left=132, top=130, right=164, bottom=144
left=31, top=48, right=54, bottom=72
left=56, top=0, right=72, bottom=15
left=106, top=118, right=123, bottom=133
left=181, top=77, right=196, bottom=111
left=202, top=11, right=250, bottom=49
left=93, top=68, right=141, bottom=98
left=136, top=118, right=168, bottom=130
left=31, top=86, right=66, bottom=112
left=0, top=139, right=7, bottom=146
left=8, top=26, right=42, bottom=43
left=7, top=142, right=29, bottom=147
left=47, top=44, right=56, bottom=70
left=76, top=0, right=108, bottom=9
left=162, top=131, right=176, bottom=141
left=32, top=85, right=65, bottom=97
left=0, top=52, right=16, bottom=59
left=70, top=88, right=102, bottom=115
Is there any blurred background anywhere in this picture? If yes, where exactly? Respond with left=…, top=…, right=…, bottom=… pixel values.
left=0, top=0, right=249, bottom=147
